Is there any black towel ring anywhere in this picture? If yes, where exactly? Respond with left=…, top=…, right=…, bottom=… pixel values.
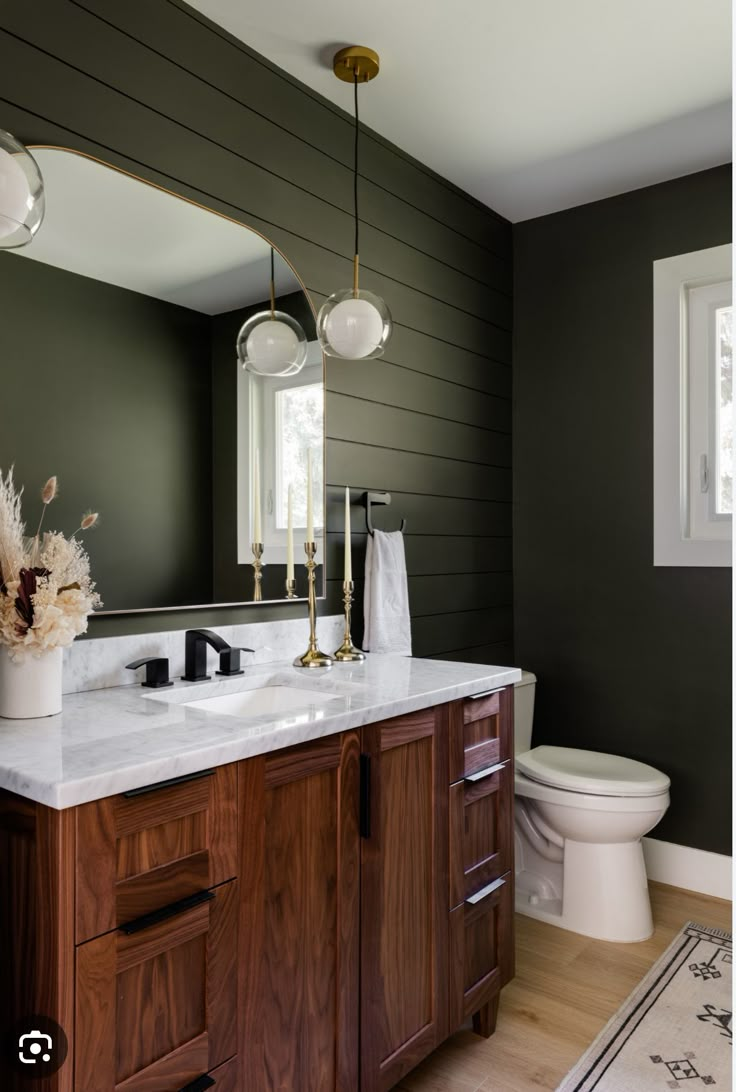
left=361, top=491, right=407, bottom=536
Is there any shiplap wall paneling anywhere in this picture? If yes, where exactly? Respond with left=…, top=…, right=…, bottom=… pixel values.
left=0, top=0, right=512, bottom=662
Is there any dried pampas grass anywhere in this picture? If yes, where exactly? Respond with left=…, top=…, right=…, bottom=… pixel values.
left=0, top=471, right=101, bottom=659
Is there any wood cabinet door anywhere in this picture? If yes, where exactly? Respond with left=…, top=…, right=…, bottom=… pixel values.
left=360, top=706, right=449, bottom=1092
left=238, top=731, right=360, bottom=1092
left=75, top=878, right=237, bottom=1092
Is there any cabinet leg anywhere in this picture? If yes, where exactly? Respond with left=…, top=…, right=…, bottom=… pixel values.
left=472, top=994, right=499, bottom=1039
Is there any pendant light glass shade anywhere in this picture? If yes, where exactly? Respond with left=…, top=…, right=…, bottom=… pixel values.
left=236, top=247, right=308, bottom=377
left=237, top=308, right=308, bottom=377
left=0, top=130, right=44, bottom=248
left=317, top=287, right=391, bottom=360
left=317, top=51, right=392, bottom=361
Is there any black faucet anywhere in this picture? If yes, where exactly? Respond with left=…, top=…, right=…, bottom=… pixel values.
left=182, top=629, right=254, bottom=682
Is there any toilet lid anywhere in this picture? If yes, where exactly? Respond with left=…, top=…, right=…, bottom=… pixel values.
left=516, top=746, right=670, bottom=797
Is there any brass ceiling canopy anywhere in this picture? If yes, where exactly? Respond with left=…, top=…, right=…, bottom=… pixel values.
left=332, top=46, right=380, bottom=83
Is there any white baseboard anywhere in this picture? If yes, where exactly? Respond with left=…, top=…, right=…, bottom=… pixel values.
left=643, top=837, right=732, bottom=901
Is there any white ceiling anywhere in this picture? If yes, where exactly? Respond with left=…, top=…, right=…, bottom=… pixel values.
left=16, top=149, right=300, bottom=313
left=187, top=0, right=732, bottom=222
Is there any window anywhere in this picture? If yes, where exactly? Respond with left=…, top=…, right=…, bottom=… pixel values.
left=653, top=244, right=732, bottom=566
left=274, top=382, right=324, bottom=530
left=236, top=340, right=324, bottom=565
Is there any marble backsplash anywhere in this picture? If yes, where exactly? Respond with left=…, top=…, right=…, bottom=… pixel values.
left=63, top=615, right=345, bottom=694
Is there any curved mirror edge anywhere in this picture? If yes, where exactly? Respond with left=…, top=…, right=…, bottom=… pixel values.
left=0, top=146, right=325, bottom=614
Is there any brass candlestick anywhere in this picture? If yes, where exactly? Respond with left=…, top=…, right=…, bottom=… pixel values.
left=285, top=577, right=297, bottom=599
left=333, top=580, right=365, bottom=662
left=251, top=542, right=263, bottom=602
left=293, top=542, right=332, bottom=669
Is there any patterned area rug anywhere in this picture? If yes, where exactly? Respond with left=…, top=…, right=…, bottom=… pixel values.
left=556, top=922, right=732, bottom=1091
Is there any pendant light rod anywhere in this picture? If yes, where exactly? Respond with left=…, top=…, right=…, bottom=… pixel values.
left=333, top=47, right=380, bottom=298
left=269, top=247, right=276, bottom=318
left=353, top=74, right=360, bottom=296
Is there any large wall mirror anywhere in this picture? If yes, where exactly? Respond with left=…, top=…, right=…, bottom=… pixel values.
left=0, top=149, right=325, bottom=613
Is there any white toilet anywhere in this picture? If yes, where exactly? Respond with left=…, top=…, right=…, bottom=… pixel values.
left=514, top=671, right=670, bottom=943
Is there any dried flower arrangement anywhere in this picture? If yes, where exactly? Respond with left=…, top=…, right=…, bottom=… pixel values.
left=0, top=469, right=101, bottom=660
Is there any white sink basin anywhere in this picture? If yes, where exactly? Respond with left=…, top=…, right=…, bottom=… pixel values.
left=183, top=685, right=341, bottom=719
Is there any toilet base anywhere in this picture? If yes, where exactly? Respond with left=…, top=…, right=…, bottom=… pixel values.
left=515, top=839, right=654, bottom=943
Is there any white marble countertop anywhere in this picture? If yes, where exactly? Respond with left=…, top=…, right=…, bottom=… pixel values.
left=0, top=655, right=520, bottom=809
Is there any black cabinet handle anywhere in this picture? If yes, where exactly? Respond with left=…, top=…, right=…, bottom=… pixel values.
left=123, top=768, right=215, bottom=798
left=360, top=754, right=371, bottom=839
left=119, top=889, right=215, bottom=935
left=177, top=1076, right=216, bottom=1092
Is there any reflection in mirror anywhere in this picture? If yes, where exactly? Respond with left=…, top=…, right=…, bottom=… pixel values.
left=0, top=149, right=324, bottom=612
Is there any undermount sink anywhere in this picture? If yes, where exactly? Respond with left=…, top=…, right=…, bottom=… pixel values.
left=183, top=685, right=342, bottom=719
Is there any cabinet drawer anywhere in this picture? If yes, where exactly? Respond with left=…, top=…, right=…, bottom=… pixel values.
left=449, top=760, right=513, bottom=908
left=75, top=764, right=237, bottom=943
left=449, top=870, right=514, bottom=1032
left=75, top=878, right=238, bottom=1092
left=449, top=686, right=513, bottom=781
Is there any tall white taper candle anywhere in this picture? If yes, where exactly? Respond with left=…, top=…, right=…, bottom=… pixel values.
left=306, top=449, right=314, bottom=544
left=344, top=486, right=352, bottom=581
left=287, top=484, right=294, bottom=580
left=253, top=448, right=262, bottom=543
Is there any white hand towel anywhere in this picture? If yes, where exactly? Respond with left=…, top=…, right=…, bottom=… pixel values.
left=363, top=529, right=412, bottom=655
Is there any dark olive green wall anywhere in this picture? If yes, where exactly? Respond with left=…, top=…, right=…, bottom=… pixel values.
left=0, top=252, right=213, bottom=609
left=0, top=0, right=512, bottom=659
left=513, top=165, right=731, bottom=854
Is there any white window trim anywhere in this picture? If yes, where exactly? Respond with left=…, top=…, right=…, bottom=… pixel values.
left=653, top=243, right=732, bottom=567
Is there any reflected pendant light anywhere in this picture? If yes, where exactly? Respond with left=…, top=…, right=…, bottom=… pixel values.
left=317, top=47, right=392, bottom=361
left=237, top=247, right=308, bottom=377
left=0, top=130, right=44, bottom=248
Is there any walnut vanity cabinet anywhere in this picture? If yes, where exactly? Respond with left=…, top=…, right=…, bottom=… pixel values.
left=0, top=685, right=515, bottom=1092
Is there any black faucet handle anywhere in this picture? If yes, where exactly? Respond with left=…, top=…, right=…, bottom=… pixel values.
left=126, top=657, right=173, bottom=689
left=216, top=646, right=254, bottom=677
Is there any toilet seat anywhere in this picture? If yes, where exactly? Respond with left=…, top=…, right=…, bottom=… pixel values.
left=516, top=745, right=670, bottom=798
left=514, top=771, right=670, bottom=814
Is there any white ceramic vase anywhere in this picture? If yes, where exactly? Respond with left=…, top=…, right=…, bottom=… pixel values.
left=0, top=646, right=63, bottom=719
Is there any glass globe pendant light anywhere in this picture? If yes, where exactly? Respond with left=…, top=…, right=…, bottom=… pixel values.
left=317, top=47, right=392, bottom=361
left=0, top=130, right=45, bottom=248
left=236, top=247, right=308, bottom=377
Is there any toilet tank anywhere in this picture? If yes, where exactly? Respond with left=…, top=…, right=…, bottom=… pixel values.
left=514, top=671, right=537, bottom=754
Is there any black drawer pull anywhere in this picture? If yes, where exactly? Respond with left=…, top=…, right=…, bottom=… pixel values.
left=123, top=768, right=215, bottom=797
left=119, top=889, right=215, bottom=935
left=177, top=1075, right=216, bottom=1092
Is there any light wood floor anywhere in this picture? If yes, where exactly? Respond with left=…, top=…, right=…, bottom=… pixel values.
left=396, top=883, right=732, bottom=1092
